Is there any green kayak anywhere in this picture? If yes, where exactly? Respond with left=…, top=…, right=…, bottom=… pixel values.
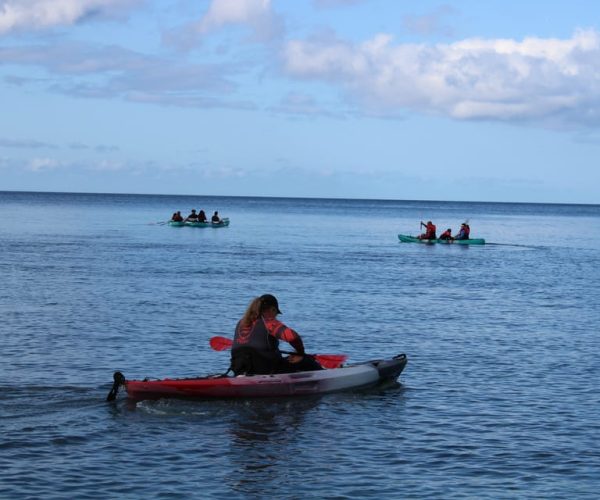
left=398, top=234, right=485, bottom=245
left=185, top=217, right=230, bottom=228
left=168, top=220, right=186, bottom=227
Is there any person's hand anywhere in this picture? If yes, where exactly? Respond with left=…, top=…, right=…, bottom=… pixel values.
left=288, top=354, right=303, bottom=363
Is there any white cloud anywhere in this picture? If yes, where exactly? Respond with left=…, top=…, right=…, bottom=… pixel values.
left=283, top=29, right=600, bottom=127
left=0, top=42, right=246, bottom=108
left=90, top=159, right=126, bottom=171
left=0, top=0, right=141, bottom=34
left=165, top=0, right=283, bottom=50
left=199, top=0, right=270, bottom=32
left=27, top=157, right=61, bottom=171
left=0, top=137, right=56, bottom=148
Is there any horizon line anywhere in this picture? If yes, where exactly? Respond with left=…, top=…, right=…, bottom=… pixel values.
left=1, top=189, right=598, bottom=208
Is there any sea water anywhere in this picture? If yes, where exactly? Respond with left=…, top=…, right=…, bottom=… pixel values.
left=0, top=191, right=599, bottom=499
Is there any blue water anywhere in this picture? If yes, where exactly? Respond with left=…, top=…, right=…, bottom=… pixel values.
left=1, top=191, right=599, bottom=499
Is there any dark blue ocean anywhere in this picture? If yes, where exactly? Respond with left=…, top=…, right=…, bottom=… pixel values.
left=1, top=191, right=599, bottom=499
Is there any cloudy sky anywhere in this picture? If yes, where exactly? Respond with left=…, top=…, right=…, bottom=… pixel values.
left=1, top=0, right=599, bottom=203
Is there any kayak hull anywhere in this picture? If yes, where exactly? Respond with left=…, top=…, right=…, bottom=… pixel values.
left=168, top=221, right=186, bottom=227
left=185, top=217, right=230, bottom=228
left=122, top=354, right=407, bottom=401
left=398, top=234, right=485, bottom=245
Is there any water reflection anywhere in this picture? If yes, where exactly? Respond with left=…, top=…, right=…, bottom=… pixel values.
left=225, top=397, right=321, bottom=495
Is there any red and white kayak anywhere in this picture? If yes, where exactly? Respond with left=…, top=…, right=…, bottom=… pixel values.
left=107, top=354, right=407, bottom=402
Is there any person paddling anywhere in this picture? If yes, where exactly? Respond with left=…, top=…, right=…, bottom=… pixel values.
left=211, top=211, right=221, bottom=223
left=171, top=211, right=183, bottom=222
left=198, top=210, right=207, bottom=222
left=231, top=294, right=323, bottom=375
left=418, top=221, right=436, bottom=240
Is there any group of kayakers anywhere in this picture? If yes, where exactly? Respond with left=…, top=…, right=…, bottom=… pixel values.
left=171, top=209, right=222, bottom=223
left=418, top=220, right=471, bottom=241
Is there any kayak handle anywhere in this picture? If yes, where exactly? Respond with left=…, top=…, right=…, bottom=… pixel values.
left=106, top=371, right=126, bottom=402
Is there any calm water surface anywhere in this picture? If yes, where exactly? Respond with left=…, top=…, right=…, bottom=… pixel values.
left=1, top=191, right=599, bottom=499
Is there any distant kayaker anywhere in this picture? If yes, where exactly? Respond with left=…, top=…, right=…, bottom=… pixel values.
left=211, top=211, right=221, bottom=223
left=439, top=228, right=453, bottom=240
left=185, top=209, right=198, bottom=221
left=231, top=294, right=323, bottom=375
left=171, top=211, right=183, bottom=222
left=418, top=221, right=436, bottom=240
left=198, top=210, right=207, bottom=222
left=454, top=223, right=470, bottom=240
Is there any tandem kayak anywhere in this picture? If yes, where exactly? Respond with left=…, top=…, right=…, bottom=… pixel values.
left=107, top=354, right=407, bottom=402
left=398, top=234, right=485, bottom=245
left=185, top=217, right=230, bottom=228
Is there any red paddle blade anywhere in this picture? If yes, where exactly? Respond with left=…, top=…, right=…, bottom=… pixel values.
left=313, top=354, right=347, bottom=369
left=209, top=336, right=233, bottom=351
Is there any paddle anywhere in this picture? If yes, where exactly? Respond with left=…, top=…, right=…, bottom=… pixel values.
left=209, top=336, right=347, bottom=369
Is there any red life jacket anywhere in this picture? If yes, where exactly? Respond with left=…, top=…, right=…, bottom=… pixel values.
left=425, top=223, right=436, bottom=239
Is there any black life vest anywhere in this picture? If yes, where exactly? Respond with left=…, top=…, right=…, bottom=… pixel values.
left=232, top=317, right=281, bottom=361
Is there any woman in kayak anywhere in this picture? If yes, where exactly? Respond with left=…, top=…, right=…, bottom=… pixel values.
left=454, top=223, right=470, bottom=240
left=231, top=294, right=323, bottom=376
left=198, top=210, right=207, bottom=222
left=171, top=211, right=183, bottom=222
left=418, top=221, right=436, bottom=239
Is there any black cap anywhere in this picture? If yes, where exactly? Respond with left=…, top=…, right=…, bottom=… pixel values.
left=260, top=294, right=282, bottom=314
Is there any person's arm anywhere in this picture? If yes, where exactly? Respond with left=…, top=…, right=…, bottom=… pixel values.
left=264, top=318, right=306, bottom=355
left=289, top=337, right=305, bottom=355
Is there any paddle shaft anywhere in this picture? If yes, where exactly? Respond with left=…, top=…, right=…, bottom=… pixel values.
left=209, top=336, right=346, bottom=368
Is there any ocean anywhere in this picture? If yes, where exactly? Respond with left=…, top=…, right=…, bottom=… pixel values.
left=1, top=191, right=599, bottom=499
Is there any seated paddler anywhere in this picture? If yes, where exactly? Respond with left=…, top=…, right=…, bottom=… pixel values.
left=231, top=294, right=323, bottom=375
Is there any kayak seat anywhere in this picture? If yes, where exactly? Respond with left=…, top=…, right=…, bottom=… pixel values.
left=231, top=347, right=324, bottom=376
left=231, top=347, right=276, bottom=376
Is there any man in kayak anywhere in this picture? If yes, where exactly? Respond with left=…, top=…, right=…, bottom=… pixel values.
left=231, top=294, right=323, bottom=375
left=439, top=228, right=453, bottom=240
left=454, top=223, right=470, bottom=240
left=171, top=211, right=183, bottom=222
left=185, top=209, right=199, bottom=221
left=418, top=221, right=436, bottom=239
left=211, top=211, right=221, bottom=223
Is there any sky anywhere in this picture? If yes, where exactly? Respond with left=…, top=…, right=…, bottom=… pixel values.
left=1, top=0, right=600, bottom=204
